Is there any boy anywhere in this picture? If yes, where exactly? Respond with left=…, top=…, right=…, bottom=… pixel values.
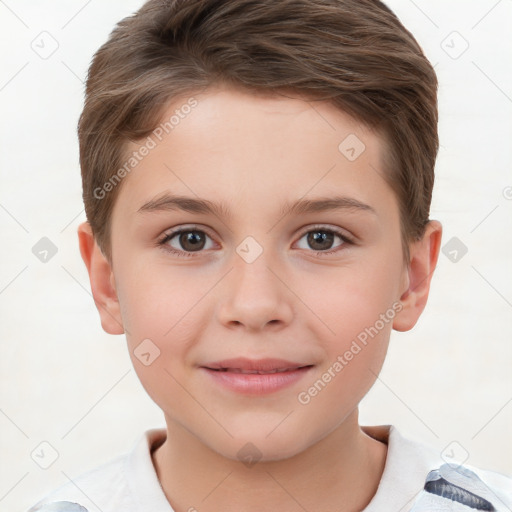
left=28, top=0, right=512, bottom=511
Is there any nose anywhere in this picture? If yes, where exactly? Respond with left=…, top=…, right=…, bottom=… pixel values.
left=216, top=248, right=294, bottom=332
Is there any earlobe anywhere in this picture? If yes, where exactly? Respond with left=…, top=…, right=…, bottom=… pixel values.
left=77, top=221, right=125, bottom=335
left=393, top=220, right=442, bottom=332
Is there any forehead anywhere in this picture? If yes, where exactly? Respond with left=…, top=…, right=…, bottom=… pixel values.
left=111, top=85, right=393, bottom=222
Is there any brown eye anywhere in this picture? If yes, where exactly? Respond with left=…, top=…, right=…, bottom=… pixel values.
left=306, top=230, right=336, bottom=251
left=177, top=231, right=207, bottom=252
left=159, top=228, right=215, bottom=257
left=295, top=226, right=353, bottom=256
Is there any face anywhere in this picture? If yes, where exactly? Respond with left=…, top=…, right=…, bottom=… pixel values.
left=92, top=85, right=419, bottom=461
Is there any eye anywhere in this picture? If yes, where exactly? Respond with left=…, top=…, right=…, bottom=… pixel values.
left=158, top=226, right=215, bottom=257
left=295, top=225, right=353, bottom=256
left=157, top=224, right=354, bottom=258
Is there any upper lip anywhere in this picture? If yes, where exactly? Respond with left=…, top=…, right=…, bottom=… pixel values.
left=202, top=357, right=312, bottom=372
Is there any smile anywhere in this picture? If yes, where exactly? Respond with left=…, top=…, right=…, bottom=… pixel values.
left=211, top=367, right=304, bottom=374
left=200, top=365, right=314, bottom=395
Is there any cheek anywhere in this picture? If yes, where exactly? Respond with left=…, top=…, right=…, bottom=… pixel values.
left=115, top=260, right=210, bottom=340
left=116, top=268, right=203, bottom=411
left=298, top=259, right=402, bottom=341
left=296, top=280, right=395, bottom=417
left=115, top=265, right=211, bottom=397
left=293, top=256, right=401, bottom=398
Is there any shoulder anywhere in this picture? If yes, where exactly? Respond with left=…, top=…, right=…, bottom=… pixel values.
left=26, top=428, right=169, bottom=512
left=26, top=453, right=128, bottom=512
left=411, top=463, right=512, bottom=511
left=362, top=425, right=512, bottom=512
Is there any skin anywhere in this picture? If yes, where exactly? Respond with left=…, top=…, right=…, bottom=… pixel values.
left=78, top=84, right=442, bottom=512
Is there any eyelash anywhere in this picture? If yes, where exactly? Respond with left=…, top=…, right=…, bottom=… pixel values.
left=157, top=224, right=354, bottom=258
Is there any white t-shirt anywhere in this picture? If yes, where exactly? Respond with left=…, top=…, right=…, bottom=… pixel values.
left=27, top=425, right=512, bottom=512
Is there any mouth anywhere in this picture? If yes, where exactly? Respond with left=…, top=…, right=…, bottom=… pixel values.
left=201, top=357, right=314, bottom=373
left=206, top=366, right=311, bottom=374
left=200, top=358, right=315, bottom=394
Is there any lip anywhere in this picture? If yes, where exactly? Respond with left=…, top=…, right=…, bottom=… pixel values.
left=202, top=357, right=310, bottom=372
left=200, top=358, right=314, bottom=395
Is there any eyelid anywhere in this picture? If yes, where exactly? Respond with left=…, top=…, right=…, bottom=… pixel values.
left=295, top=224, right=355, bottom=244
left=159, top=223, right=353, bottom=242
left=157, top=224, right=219, bottom=252
left=159, top=223, right=216, bottom=240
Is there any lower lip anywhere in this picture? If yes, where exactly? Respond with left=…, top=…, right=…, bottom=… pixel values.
left=200, top=366, right=313, bottom=395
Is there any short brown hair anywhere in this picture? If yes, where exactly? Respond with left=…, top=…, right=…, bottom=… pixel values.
left=79, top=0, right=438, bottom=264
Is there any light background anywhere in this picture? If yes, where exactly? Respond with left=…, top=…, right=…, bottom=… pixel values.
left=0, top=1, right=511, bottom=511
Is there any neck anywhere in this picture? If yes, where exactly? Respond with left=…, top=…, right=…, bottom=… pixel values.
left=152, top=409, right=388, bottom=512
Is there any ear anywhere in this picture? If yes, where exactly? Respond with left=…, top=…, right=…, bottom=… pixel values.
left=393, top=220, right=442, bottom=332
left=77, top=221, right=125, bottom=335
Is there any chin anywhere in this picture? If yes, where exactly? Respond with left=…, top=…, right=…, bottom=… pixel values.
left=205, top=426, right=317, bottom=465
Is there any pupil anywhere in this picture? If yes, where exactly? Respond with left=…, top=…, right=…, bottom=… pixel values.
left=181, top=231, right=205, bottom=251
left=308, top=231, right=333, bottom=250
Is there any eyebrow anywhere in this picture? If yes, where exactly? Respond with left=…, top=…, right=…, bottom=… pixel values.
left=137, top=193, right=376, bottom=218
